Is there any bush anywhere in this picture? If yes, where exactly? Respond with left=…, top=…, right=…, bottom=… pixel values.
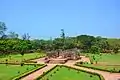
left=18, top=71, right=20, bottom=74
left=50, top=74, right=52, bottom=77
left=90, top=46, right=100, bottom=54
left=36, top=49, right=42, bottom=53
left=79, top=62, right=83, bottom=64
left=57, top=69, right=59, bottom=71
left=90, top=75, right=92, bottom=77
left=119, top=70, right=120, bottom=72
left=6, top=59, right=8, bottom=62
left=26, top=68, right=29, bottom=70
left=54, top=71, right=56, bottom=74
left=34, top=64, right=37, bottom=67
left=21, top=63, right=24, bottom=66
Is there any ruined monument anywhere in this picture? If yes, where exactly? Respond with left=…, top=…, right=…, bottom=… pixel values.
left=45, top=49, right=81, bottom=64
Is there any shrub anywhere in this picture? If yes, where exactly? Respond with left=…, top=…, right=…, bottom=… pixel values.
left=26, top=68, right=29, bottom=70
left=54, top=71, right=56, bottom=74
left=34, top=64, right=37, bottom=67
left=79, top=62, right=83, bottom=64
left=21, top=63, right=24, bottom=66
left=90, top=75, right=92, bottom=77
left=68, top=68, right=70, bottom=70
left=119, top=70, right=120, bottom=73
left=6, top=59, right=8, bottom=62
left=50, top=74, right=52, bottom=77
left=36, top=49, right=42, bottom=53
left=90, top=45, right=100, bottom=54
left=18, top=71, right=20, bottom=74
left=57, top=69, right=59, bottom=71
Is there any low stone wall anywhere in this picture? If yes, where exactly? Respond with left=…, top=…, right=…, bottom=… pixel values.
left=47, top=59, right=68, bottom=64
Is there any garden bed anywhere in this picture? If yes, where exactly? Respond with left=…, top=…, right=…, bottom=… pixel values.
left=0, top=63, right=46, bottom=80
left=36, top=65, right=104, bottom=80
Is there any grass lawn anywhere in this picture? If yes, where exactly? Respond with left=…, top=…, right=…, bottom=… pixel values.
left=0, top=53, right=46, bottom=63
left=79, top=53, right=120, bottom=72
left=87, top=53, right=120, bottom=65
left=0, top=64, right=43, bottom=80
left=39, top=66, right=101, bottom=80
left=77, top=63, right=120, bottom=72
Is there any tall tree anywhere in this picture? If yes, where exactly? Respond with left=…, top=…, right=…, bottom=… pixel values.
left=0, top=22, right=7, bottom=38
left=8, top=31, right=19, bottom=39
left=22, top=33, right=30, bottom=40
left=60, top=29, right=65, bottom=50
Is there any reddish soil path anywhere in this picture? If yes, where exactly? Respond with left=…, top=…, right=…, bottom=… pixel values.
left=21, top=64, right=56, bottom=80
left=65, top=60, right=120, bottom=80
left=21, top=57, right=120, bottom=80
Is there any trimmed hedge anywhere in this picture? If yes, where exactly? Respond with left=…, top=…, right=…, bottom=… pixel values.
left=76, top=63, right=120, bottom=73
left=36, top=65, right=104, bottom=80
left=24, top=60, right=37, bottom=63
left=12, top=64, right=47, bottom=80
left=0, top=62, right=43, bottom=66
left=0, top=55, right=45, bottom=64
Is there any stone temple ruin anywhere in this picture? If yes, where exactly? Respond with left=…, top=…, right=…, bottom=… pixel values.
left=45, top=49, right=81, bottom=64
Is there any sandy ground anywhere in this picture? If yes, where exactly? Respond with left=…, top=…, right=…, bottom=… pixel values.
left=21, top=56, right=120, bottom=80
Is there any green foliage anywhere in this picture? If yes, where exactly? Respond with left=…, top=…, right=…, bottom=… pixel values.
left=0, top=22, right=120, bottom=55
left=37, top=65, right=102, bottom=80
left=0, top=22, right=7, bottom=37
left=90, top=46, right=100, bottom=54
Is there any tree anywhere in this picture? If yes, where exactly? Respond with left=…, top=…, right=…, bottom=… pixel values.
left=0, top=22, right=7, bottom=37
left=61, top=29, right=65, bottom=50
left=77, top=35, right=96, bottom=52
left=113, top=44, right=119, bottom=53
left=8, top=31, right=19, bottom=39
left=22, top=33, right=30, bottom=40
left=90, top=45, right=100, bottom=54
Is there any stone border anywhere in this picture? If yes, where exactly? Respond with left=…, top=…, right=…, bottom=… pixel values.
left=36, top=65, right=104, bottom=80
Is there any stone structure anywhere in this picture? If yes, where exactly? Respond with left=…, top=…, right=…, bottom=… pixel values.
left=45, top=49, right=80, bottom=64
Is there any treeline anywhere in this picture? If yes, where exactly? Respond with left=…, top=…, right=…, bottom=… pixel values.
left=0, top=22, right=120, bottom=55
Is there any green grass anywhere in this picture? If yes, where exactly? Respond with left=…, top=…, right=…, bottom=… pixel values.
left=78, top=63, right=120, bottom=72
left=0, top=53, right=46, bottom=63
left=86, top=53, right=120, bottom=65
left=80, top=53, right=120, bottom=72
left=0, top=64, right=42, bottom=80
left=40, top=66, right=101, bottom=80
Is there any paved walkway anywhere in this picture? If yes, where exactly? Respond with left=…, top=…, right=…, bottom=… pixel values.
left=21, top=57, right=120, bottom=80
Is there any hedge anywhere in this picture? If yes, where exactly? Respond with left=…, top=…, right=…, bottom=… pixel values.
left=12, top=64, right=47, bottom=80
left=0, top=62, right=43, bottom=66
left=76, top=63, right=120, bottom=73
left=36, top=65, right=104, bottom=80
left=24, top=55, right=46, bottom=61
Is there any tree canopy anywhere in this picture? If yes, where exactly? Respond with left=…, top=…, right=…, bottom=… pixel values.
left=0, top=22, right=120, bottom=55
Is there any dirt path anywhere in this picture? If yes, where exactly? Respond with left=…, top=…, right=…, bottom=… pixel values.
left=21, top=64, right=56, bottom=80
left=21, top=57, right=120, bottom=80
left=65, top=60, right=120, bottom=80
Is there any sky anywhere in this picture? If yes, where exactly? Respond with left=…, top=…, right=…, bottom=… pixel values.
left=0, top=0, right=120, bottom=39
